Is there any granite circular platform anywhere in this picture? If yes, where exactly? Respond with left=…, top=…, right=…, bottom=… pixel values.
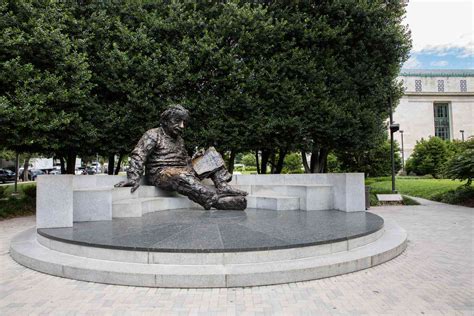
left=10, top=209, right=407, bottom=288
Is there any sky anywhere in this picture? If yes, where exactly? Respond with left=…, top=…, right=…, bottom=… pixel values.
left=402, top=0, right=473, bottom=69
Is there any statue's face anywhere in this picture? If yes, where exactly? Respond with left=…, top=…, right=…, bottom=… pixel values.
left=163, top=113, right=187, bottom=138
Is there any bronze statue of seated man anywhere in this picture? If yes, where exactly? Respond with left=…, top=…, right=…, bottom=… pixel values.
left=115, top=105, right=247, bottom=210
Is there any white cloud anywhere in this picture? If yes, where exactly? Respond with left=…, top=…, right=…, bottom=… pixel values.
left=404, top=1, right=473, bottom=56
left=404, top=55, right=422, bottom=69
left=418, top=43, right=474, bottom=59
left=430, top=60, right=449, bottom=66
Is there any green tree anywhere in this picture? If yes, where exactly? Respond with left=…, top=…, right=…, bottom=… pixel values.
left=0, top=2, right=96, bottom=173
left=407, top=137, right=449, bottom=178
left=0, top=149, right=15, bottom=162
left=266, top=1, right=411, bottom=173
left=177, top=2, right=277, bottom=173
left=444, top=138, right=474, bottom=186
left=0, top=1, right=411, bottom=176
left=335, top=138, right=402, bottom=177
left=70, top=3, right=190, bottom=174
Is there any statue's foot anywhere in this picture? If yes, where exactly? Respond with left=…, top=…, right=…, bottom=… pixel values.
left=203, top=195, right=219, bottom=210
left=212, top=195, right=247, bottom=211
left=216, top=185, right=248, bottom=197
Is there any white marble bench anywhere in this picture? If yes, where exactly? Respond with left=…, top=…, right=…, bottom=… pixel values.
left=36, top=173, right=365, bottom=228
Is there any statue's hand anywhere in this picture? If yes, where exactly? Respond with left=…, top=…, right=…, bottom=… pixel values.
left=192, top=148, right=205, bottom=160
left=114, top=180, right=140, bottom=193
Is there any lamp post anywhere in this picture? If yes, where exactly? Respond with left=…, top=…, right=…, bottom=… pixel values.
left=399, top=130, right=405, bottom=171
left=14, top=152, right=19, bottom=195
left=460, top=130, right=465, bottom=141
left=389, top=96, right=400, bottom=193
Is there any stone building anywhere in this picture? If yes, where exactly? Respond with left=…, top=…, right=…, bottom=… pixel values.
left=394, top=69, right=474, bottom=160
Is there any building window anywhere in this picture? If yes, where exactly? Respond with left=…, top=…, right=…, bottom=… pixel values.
left=415, top=80, right=422, bottom=92
left=460, top=80, right=467, bottom=92
left=437, top=80, right=444, bottom=92
left=434, top=103, right=450, bottom=140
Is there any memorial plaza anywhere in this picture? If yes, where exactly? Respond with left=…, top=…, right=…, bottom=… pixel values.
left=1, top=197, right=472, bottom=315
left=1, top=2, right=472, bottom=315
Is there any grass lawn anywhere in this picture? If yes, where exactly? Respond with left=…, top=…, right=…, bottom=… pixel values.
left=369, top=178, right=464, bottom=199
left=0, top=182, right=36, bottom=220
left=367, top=177, right=473, bottom=207
left=1, top=182, right=35, bottom=196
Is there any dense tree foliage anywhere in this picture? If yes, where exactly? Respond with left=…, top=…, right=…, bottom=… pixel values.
left=0, top=1, right=410, bottom=174
left=255, top=1, right=410, bottom=173
left=444, top=138, right=474, bottom=186
left=334, top=138, right=402, bottom=177
left=0, top=2, right=96, bottom=173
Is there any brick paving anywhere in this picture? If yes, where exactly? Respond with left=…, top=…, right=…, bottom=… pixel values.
left=0, top=202, right=472, bottom=315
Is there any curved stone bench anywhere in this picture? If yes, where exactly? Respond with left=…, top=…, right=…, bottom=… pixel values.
left=37, top=174, right=365, bottom=227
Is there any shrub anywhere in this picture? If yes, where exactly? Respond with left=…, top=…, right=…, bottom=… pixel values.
left=244, top=166, right=257, bottom=172
left=407, top=137, right=449, bottom=178
left=405, top=158, right=414, bottom=175
left=0, top=186, right=6, bottom=198
left=240, top=153, right=257, bottom=167
left=22, top=185, right=37, bottom=200
left=233, top=166, right=244, bottom=172
left=327, top=153, right=341, bottom=173
left=282, top=153, right=303, bottom=174
left=0, top=196, right=36, bottom=219
left=365, top=176, right=391, bottom=186
left=444, top=138, right=474, bottom=186
left=432, top=185, right=474, bottom=206
left=402, top=196, right=419, bottom=205
left=234, top=166, right=257, bottom=173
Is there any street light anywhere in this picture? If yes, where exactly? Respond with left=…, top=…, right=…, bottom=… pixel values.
left=460, top=130, right=465, bottom=141
left=389, top=95, right=399, bottom=193
left=14, top=152, right=19, bottom=195
left=399, top=130, right=405, bottom=171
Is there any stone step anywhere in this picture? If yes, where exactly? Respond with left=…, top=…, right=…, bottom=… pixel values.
left=81, top=183, right=332, bottom=212
left=113, top=197, right=195, bottom=218
left=246, top=195, right=300, bottom=211
left=111, top=186, right=175, bottom=201
left=236, top=184, right=333, bottom=211
left=112, top=194, right=302, bottom=217
left=36, top=227, right=385, bottom=265
left=10, top=221, right=407, bottom=288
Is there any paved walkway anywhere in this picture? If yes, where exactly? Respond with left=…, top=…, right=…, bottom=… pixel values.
left=0, top=202, right=472, bottom=315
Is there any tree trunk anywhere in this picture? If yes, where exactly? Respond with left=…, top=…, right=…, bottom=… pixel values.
left=269, top=151, right=276, bottom=173
left=227, top=150, right=236, bottom=174
left=255, top=150, right=260, bottom=174
left=22, top=156, right=30, bottom=181
left=323, top=152, right=329, bottom=173
left=301, top=150, right=311, bottom=173
left=114, top=154, right=123, bottom=175
left=108, top=154, right=115, bottom=175
left=59, top=157, right=66, bottom=174
left=303, top=148, right=330, bottom=173
left=274, top=148, right=287, bottom=174
left=260, top=150, right=270, bottom=174
left=66, top=152, right=76, bottom=174
left=309, top=148, right=329, bottom=173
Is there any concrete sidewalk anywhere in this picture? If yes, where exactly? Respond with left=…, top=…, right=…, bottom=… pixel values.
left=0, top=201, right=472, bottom=315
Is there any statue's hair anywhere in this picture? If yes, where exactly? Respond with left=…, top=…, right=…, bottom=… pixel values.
left=160, top=104, right=190, bottom=124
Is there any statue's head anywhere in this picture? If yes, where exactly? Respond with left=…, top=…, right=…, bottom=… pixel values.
left=160, top=104, right=190, bottom=138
